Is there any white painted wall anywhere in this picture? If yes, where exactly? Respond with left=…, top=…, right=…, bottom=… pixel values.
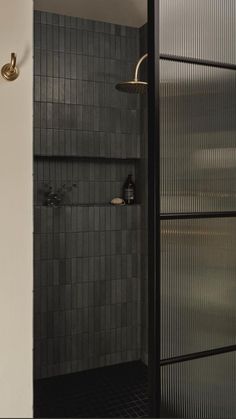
left=34, top=0, right=147, bottom=27
left=0, top=0, right=33, bottom=417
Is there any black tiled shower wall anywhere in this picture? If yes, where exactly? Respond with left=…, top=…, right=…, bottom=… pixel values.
left=33, top=10, right=140, bottom=159
left=34, top=205, right=141, bottom=379
left=34, top=10, right=142, bottom=379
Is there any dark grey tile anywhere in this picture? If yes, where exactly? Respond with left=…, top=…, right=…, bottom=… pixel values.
left=94, top=20, right=105, bottom=33
left=64, top=79, right=70, bottom=105
left=70, top=80, right=76, bottom=104
left=59, top=54, right=65, bottom=80
left=34, top=23, right=41, bottom=49
left=71, top=54, right=77, bottom=79
left=47, top=25, right=53, bottom=50
left=76, top=29, right=83, bottom=53
left=34, top=10, right=41, bottom=23
left=88, top=31, right=94, bottom=56
left=65, top=53, right=71, bottom=78
left=47, top=77, right=53, bottom=102
left=70, top=28, right=76, bottom=52
left=53, top=52, right=59, bottom=78
left=34, top=76, right=41, bottom=101
left=40, top=50, right=47, bottom=76
left=59, top=26, right=65, bottom=51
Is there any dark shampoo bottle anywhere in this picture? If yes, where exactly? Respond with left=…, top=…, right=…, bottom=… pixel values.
left=123, top=174, right=135, bottom=205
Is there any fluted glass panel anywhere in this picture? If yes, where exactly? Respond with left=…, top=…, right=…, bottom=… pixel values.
left=160, top=0, right=236, bottom=64
left=160, top=61, right=236, bottom=214
left=161, top=352, right=236, bottom=419
left=161, top=218, right=236, bottom=359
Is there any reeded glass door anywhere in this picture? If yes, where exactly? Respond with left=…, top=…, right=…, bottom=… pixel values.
left=157, top=0, right=236, bottom=417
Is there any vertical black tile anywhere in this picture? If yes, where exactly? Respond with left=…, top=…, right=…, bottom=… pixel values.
left=47, top=24, right=53, bottom=50
left=47, top=77, right=53, bottom=102
left=59, top=52, right=65, bottom=78
left=71, top=54, right=77, bottom=79
left=34, top=76, right=41, bottom=101
left=40, top=50, right=47, bottom=76
left=34, top=23, right=41, bottom=49
left=59, top=26, right=65, bottom=51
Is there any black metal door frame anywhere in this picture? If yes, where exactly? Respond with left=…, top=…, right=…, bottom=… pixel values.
left=147, top=1, right=236, bottom=417
left=148, top=0, right=160, bottom=417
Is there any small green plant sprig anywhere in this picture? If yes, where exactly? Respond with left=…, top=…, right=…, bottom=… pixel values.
left=43, top=183, right=77, bottom=207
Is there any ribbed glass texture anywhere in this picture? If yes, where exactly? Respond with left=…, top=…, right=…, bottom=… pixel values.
left=160, top=0, right=236, bottom=64
left=161, top=218, right=236, bottom=359
left=160, top=61, right=236, bottom=214
left=161, top=352, right=236, bottom=418
left=159, top=3, right=236, bottom=418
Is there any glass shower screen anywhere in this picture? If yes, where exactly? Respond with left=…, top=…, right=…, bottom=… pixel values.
left=158, top=0, right=236, bottom=417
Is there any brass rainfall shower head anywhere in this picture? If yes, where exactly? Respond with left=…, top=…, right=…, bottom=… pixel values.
left=115, top=53, right=148, bottom=94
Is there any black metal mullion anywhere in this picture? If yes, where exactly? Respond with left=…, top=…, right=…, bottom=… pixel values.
left=148, top=0, right=160, bottom=417
left=160, top=211, right=236, bottom=220
left=160, top=345, right=236, bottom=367
left=160, top=53, right=236, bottom=71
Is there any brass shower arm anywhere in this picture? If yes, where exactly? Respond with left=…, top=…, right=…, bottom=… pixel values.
left=134, top=53, right=148, bottom=82
left=115, top=53, right=148, bottom=93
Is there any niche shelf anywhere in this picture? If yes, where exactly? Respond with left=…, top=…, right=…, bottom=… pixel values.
left=35, top=203, right=141, bottom=208
left=34, top=154, right=140, bottom=207
left=34, top=155, right=140, bottom=161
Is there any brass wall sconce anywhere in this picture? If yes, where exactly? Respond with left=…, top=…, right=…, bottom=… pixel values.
left=1, top=53, right=19, bottom=81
